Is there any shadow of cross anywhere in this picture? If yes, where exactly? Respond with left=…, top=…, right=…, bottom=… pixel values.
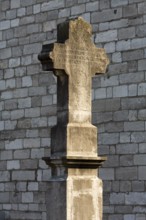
left=39, top=17, right=109, bottom=124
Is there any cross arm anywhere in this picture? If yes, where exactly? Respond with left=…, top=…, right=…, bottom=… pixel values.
left=38, top=43, right=54, bottom=71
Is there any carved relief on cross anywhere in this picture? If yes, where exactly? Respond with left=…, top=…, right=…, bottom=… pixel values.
left=48, top=17, right=109, bottom=123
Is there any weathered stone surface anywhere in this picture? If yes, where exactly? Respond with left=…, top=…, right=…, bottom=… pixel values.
left=39, top=17, right=109, bottom=220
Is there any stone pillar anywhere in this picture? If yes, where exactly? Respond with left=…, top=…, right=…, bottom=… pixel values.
left=38, top=17, right=109, bottom=220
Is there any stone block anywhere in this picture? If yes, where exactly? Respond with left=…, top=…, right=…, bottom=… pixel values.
left=5, top=139, right=23, bottom=150
left=12, top=171, right=35, bottom=181
left=99, top=133, right=119, bottom=145
left=22, top=192, right=33, bottom=203
left=113, top=85, right=128, bottom=97
left=111, top=0, right=128, bottom=7
left=118, top=27, right=135, bottom=40
left=18, top=97, right=31, bottom=108
left=7, top=160, right=20, bottom=170
left=136, top=24, right=146, bottom=37
left=125, top=192, right=146, bottom=205
left=123, top=49, right=143, bottom=61
left=92, top=8, right=122, bottom=23
left=99, top=168, right=114, bottom=180
left=95, top=30, right=117, bottom=43
left=31, top=117, right=47, bottom=127
left=29, top=87, right=46, bottom=96
left=131, top=132, right=146, bottom=143
left=9, top=58, right=20, bottom=67
left=124, top=215, right=135, bottom=220
left=24, top=138, right=40, bottom=148
left=28, top=182, right=38, bottom=191
left=105, top=122, right=124, bottom=133
left=113, top=110, right=128, bottom=121
left=138, top=59, right=146, bottom=71
left=116, top=144, right=138, bottom=154
left=116, top=40, right=131, bottom=51
left=116, top=167, right=137, bottom=180
left=104, top=42, right=115, bottom=53
left=14, top=149, right=30, bottom=159
left=110, top=193, right=125, bottom=204
left=86, top=2, right=99, bottom=11
left=71, top=4, right=85, bottom=15
left=5, top=120, right=17, bottom=130
left=123, top=5, right=137, bottom=17
left=43, top=20, right=56, bottom=32
left=138, top=167, right=146, bottom=180
left=0, top=21, right=10, bottom=30
left=25, top=108, right=40, bottom=118
left=41, top=0, right=65, bottom=11
left=120, top=155, right=133, bottom=166
left=0, top=171, right=10, bottom=181
left=124, top=121, right=144, bottom=131
left=121, top=97, right=146, bottom=110
left=0, top=192, right=9, bottom=203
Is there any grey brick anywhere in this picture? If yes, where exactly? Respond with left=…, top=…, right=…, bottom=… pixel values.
left=99, top=133, right=119, bottom=145
left=29, top=87, right=46, bottom=96
left=99, top=168, right=114, bottom=180
left=0, top=171, right=10, bottom=182
left=31, top=148, right=44, bottom=159
left=0, top=192, right=9, bottom=203
left=41, top=0, right=65, bottom=11
left=112, top=52, right=122, bottom=63
left=138, top=59, right=146, bottom=71
left=110, top=19, right=128, bottom=29
left=28, top=182, right=38, bottom=191
left=105, top=122, right=124, bottom=133
left=113, top=110, right=128, bottom=121
left=5, top=139, right=23, bottom=150
left=20, top=16, right=35, bottom=25
left=117, top=144, right=138, bottom=154
left=120, top=155, right=134, bottom=166
left=0, top=151, right=12, bottom=160
left=58, top=8, right=70, bottom=18
left=12, top=171, right=35, bottom=181
left=136, top=24, right=146, bottom=37
left=92, top=8, right=122, bottom=23
left=9, top=58, right=20, bottom=68
left=17, top=7, right=26, bottom=17
left=24, top=138, right=40, bottom=148
left=13, top=88, right=28, bottom=98
left=11, top=0, right=20, bottom=9
left=86, top=2, right=99, bottom=11
left=5, top=99, right=17, bottom=110
left=125, top=192, right=146, bottom=205
left=11, top=109, right=24, bottom=120
left=123, top=49, right=143, bottom=61
left=123, top=5, right=137, bottom=17
left=71, top=4, right=85, bottom=15
left=121, top=97, right=146, bottom=110
left=110, top=193, right=125, bottom=204
left=43, top=20, right=56, bottom=32
left=33, top=4, right=41, bottom=14
left=6, top=9, right=17, bottom=19
left=119, top=72, right=144, bottom=84
left=21, top=159, right=38, bottom=170
left=129, top=84, right=138, bottom=97
left=113, top=85, right=128, bottom=97
left=124, top=214, right=135, bottom=220
left=6, top=78, right=16, bottom=89
left=138, top=167, right=146, bottom=180
left=0, top=20, right=10, bottom=30
left=134, top=155, right=146, bottom=165
left=5, top=120, right=17, bottom=130
left=0, top=48, right=11, bottom=60
left=17, top=119, right=31, bottom=129
left=22, top=192, right=33, bottom=203
left=95, top=30, right=117, bottom=43
left=131, top=38, right=146, bottom=50
left=132, top=181, right=144, bottom=192
left=118, top=27, right=135, bottom=40
left=131, top=132, right=146, bottom=143
left=93, top=98, right=120, bottom=112
left=7, top=160, right=20, bottom=170
left=139, top=143, right=146, bottom=153
left=14, top=149, right=30, bottom=159
left=124, top=121, right=144, bottom=131
left=111, top=0, right=128, bottom=7
left=31, top=117, right=47, bottom=127
left=116, top=40, right=131, bottom=52
left=23, top=43, right=41, bottom=55
left=18, top=97, right=31, bottom=108
left=116, top=167, right=137, bottom=180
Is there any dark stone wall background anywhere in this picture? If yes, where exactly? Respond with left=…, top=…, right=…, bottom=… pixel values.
left=0, top=0, right=146, bottom=219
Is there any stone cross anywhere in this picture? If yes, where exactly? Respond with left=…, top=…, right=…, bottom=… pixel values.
left=38, top=17, right=109, bottom=220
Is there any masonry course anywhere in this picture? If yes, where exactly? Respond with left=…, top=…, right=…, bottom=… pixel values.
left=0, top=0, right=146, bottom=219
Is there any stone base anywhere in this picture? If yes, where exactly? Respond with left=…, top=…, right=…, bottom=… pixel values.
left=46, top=169, right=103, bottom=220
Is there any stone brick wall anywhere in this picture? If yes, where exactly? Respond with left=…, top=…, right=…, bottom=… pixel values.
left=0, top=0, right=146, bottom=219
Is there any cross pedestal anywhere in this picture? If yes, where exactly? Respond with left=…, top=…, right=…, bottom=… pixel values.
left=38, top=17, right=109, bottom=220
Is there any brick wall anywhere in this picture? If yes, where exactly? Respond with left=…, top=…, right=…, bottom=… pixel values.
left=0, top=0, right=146, bottom=219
